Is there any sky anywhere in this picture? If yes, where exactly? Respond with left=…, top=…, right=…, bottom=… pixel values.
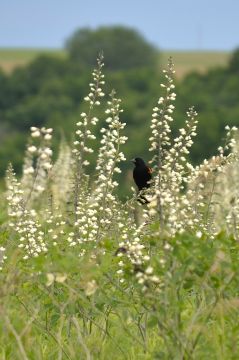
left=0, top=0, right=239, bottom=51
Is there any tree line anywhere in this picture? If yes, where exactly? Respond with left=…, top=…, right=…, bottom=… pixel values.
left=0, top=26, right=238, bottom=191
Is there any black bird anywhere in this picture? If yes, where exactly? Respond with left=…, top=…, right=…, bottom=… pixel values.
left=131, top=157, right=152, bottom=204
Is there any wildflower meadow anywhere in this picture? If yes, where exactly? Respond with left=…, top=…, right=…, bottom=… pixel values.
left=0, top=55, right=239, bottom=359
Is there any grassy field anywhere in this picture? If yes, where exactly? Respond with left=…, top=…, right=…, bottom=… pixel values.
left=0, top=48, right=66, bottom=73
left=0, top=48, right=231, bottom=78
left=162, top=51, right=230, bottom=78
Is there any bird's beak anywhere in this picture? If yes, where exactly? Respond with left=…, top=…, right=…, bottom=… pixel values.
left=130, top=158, right=135, bottom=164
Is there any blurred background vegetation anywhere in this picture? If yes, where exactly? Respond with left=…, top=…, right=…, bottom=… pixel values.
left=0, top=25, right=239, bottom=195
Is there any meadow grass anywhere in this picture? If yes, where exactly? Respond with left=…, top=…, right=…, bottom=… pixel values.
left=1, top=227, right=239, bottom=359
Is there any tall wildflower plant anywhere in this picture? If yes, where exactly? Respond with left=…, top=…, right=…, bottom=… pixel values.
left=93, top=91, right=127, bottom=239
left=222, top=136, right=239, bottom=239
left=191, top=130, right=239, bottom=238
left=148, top=58, right=198, bottom=235
left=214, top=129, right=239, bottom=237
left=183, top=127, right=238, bottom=241
left=147, top=59, right=238, bottom=241
left=72, top=53, right=105, bottom=219
left=51, top=140, right=73, bottom=208
left=68, top=91, right=128, bottom=250
left=65, top=58, right=130, bottom=257
left=6, top=165, right=47, bottom=259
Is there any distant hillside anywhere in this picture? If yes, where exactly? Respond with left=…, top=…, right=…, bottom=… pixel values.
left=0, top=48, right=66, bottom=73
left=161, top=51, right=230, bottom=78
left=0, top=48, right=230, bottom=78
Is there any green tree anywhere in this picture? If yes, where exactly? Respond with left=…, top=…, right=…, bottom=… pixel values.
left=65, top=26, right=158, bottom=70
left=228, top=48, right=239, bottom=73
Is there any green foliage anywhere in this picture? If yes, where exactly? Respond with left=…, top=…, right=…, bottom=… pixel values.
left=228, top=47, right=239, bottom=73
left=1, top=229, right=239, bottom=359
left=0, top=32, right=239, bottom=194
left=5, top=94, right=74, bottom=131
left=177, top=51, right=239, bottom=163
left=65, top=26, right=158, bottom=70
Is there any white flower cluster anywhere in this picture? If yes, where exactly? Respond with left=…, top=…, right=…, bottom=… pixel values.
left=68, top=91, right=127, bottom=248
left=15, top=213, right=47, bottom=260
left=22, top=126, right=53, bottom=204
left=165, top=107, right=198, bottom=177
left=183, top=156, right=224, bottom=237
left=0, top=246, right=7, bottom=271
left=6, top=165, right=47, bottom=259
left=148, top=59, right=200, bottom=235
left=72, top=54, right=105, bottom=166
left=93, top=91, right=127, bottom=241
left=135, top=265, right=160, bottom=292
left=218, top=126, right=238, bottom=156
left=43, top=208, right=66, bottom=247
left=149, top=57, right=176, bottom=164
left=212, top=130, right=239, bottom=237
left=67, top=190, right=98, bottom=247
left=184, top=127, right=238, bottom=239
left=155, top=107, right=198, bottom=234
left=226, top=197, right=239, bottom=240
left=72, top=54, right=105, bottom=217
left=115, top=213, right=160, bottom=290
left=6, top=164, right=24, bottom=219
left=93, top=91, right=127, bottom=231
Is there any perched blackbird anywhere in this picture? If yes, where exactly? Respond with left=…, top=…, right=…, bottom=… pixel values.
left=131, top=157, right=152, bottom=204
